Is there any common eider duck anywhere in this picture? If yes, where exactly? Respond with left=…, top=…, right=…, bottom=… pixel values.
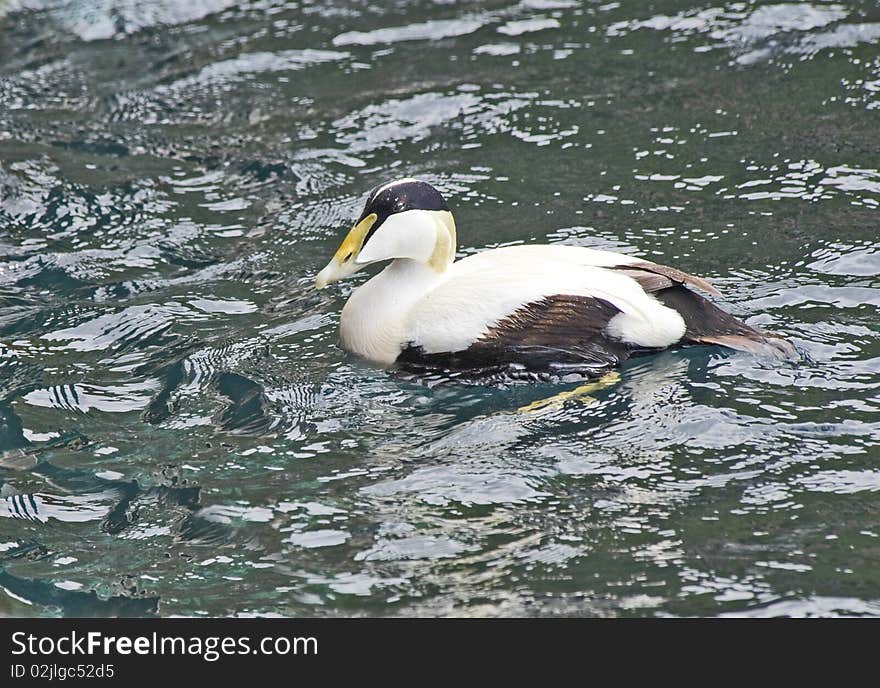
left=315, top=178, right=795, bottom=378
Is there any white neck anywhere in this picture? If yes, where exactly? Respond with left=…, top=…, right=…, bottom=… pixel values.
left=339, top=258, right=451, bottom=364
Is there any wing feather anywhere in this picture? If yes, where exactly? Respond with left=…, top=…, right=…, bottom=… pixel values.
left=610, top=261, right=721, bottom=296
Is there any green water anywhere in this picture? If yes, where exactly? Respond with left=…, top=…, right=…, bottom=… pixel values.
left=0, top=0, right=878, bottom=617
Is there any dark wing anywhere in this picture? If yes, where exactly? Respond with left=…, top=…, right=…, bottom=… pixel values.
left=609, top=262, right=796, bottom=358
left=610, top=260, right=721, bottom=296
left=652, top=286, right=798, bottom=358
left=397, top=294, right=638, bottom=377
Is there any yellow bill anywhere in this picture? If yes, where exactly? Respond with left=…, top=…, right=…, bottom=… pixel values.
left=314, top=213, right=377, bottom=289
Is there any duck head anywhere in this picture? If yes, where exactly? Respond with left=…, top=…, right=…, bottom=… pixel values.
left=315, top=178, right=457, bottom=288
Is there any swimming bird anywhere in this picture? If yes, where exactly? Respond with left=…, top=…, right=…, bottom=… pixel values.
left=315, top=178, right=795, bottom=378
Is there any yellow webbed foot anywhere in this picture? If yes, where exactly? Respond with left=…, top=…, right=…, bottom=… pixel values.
left=517, top=371, right=621, bottom=414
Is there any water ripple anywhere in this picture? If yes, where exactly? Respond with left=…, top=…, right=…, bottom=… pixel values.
left=0, top=0, right=878, bottom=618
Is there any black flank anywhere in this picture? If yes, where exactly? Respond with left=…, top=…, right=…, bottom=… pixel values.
left=397, top=294, right=650, bottom=378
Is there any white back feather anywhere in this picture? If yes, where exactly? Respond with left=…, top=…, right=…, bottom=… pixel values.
left=405, top=245, right=686, bottom=353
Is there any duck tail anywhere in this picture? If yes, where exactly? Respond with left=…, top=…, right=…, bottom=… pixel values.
left=692, top=333, right=798, bottom=358
left=654, top=286, right=798, bottom=359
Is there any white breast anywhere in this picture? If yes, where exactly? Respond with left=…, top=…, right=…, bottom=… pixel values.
left=339, top=258, right=448, bottom=363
